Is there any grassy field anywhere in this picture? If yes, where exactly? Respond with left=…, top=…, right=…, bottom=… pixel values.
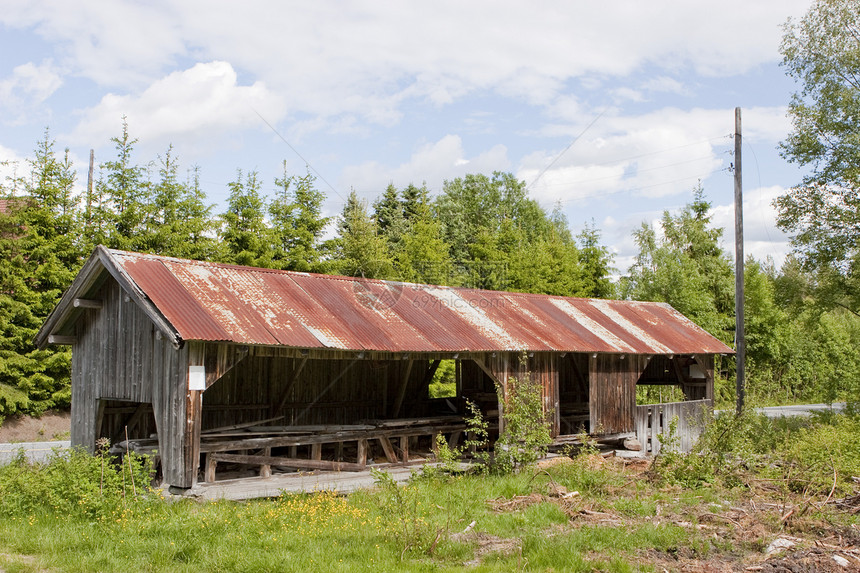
left=0, top=412, right=858, bottom=572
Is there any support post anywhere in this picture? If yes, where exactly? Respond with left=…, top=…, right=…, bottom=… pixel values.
left=734, top=107, right=745, bottom=415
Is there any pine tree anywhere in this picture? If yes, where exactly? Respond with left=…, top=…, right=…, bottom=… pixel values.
left=333, top=191, right=394, bottom=279
left=577, top=223, right=616, bottom=299
left=269, top=164, right=330, bottom=272
left=142, top=148, right=219, bottom=260
left=176, top=166, right=222, bottom=261
left=98, top=118, right=150, bottom=250
left=0, top=130, right=82, bottom=419
left=220, top=170, right=273, bottom=267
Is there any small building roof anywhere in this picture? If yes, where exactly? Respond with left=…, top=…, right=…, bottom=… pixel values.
left=36, top=247, right=734, bottom=355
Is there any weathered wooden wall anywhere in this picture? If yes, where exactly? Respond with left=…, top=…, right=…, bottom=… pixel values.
left=71, top=279, right=162, bottom=451
left=589, top=354, right=647, bottom=435
left=69, top=278, right=199, bottom=487
left=635, top=399, right=712, bottom=454
left=201, top=352, right=439, bottom=429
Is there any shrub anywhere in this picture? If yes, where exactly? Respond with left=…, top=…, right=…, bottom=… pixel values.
left=494, top=359, right=552, bottom=474
left=0, top=441, right=154, bottom=520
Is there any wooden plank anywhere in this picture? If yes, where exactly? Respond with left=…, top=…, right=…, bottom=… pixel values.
left=378, top=436, right=398, bottom=463
left=399, top=436, right=409, bottom=462
left=202, top=416, right=285, bottom=435
left=391, top=359, right=414, bottom=418
left=273, top=356, right=308, bottom=415
left=73, top=298, right=103, bottom=309
left=210, top=453, right=364, bottom=472
left=196, top=423, right=469, bottom=453
left=260, top=447, right=272, bottom=478
left=356, top=439, right=368, bottom=467
left=48, top=335, right=77, bottom=345
left=311, top=443, right=322, bottom=460
left=205, top=453, right=217, bottom=482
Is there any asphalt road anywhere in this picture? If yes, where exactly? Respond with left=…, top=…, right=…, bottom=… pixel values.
left=754, top=402, right=845, bottom=418
left=0, top=440, right=70, bottom=466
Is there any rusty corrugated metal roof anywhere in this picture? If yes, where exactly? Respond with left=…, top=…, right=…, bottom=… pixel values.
left=111, top=249, right=733, bottom=355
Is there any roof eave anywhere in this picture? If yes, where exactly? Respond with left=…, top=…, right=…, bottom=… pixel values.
left=34, top=246, right=183, bottom=349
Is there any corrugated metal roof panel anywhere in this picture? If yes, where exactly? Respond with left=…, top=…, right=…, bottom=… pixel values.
left=107, top=250, right=734, bottom=355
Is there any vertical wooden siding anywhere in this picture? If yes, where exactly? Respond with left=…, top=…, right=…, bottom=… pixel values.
left=589, top=354, right=646, bottom=435
left=484, top=352, right=560, bottom=437
left=71, top=280, right=161, bottom=451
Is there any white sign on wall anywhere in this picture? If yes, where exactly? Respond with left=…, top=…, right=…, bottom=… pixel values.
left=188, top=365, right=206, bottom=390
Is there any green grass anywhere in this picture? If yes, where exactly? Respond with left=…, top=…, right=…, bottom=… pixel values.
left=1, top=413, right=859, bottom=571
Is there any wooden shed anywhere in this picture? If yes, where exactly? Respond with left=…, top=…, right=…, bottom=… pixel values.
left=36, top=247, right=733, bottom=490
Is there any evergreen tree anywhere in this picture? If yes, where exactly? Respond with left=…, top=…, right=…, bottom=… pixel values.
left=269, top=164, right=330, bottom=272
left=577, top=223, right=616, bottom=299
left=139, top=147, right=220, bottom=260
left=98, top=118, right=150, bottom=250
left=175, top=166, right=222, bottom=261
left=0, top=131, right=82, bottom=419
left=333, top=191, right=394, bottom=279
left=400, top=191, right=452, bottom=285
left=374, top=183, right=407, bottom=247
left=220, top=170, right=272, bottom=267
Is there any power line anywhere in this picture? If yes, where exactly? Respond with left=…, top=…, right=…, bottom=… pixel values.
left=526, top=108, right=607, bottom=191
left=252, top=108, right=347, bottom=203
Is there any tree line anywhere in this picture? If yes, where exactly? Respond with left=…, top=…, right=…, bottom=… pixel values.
left=2, top=0, right=859, bottom=421
left=0, top=124, right=615, bottom=421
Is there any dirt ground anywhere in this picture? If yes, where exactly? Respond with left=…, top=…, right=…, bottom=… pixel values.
left=490, top=456, right=860, bottom=572
left=0, top=411, right=71, bottom=443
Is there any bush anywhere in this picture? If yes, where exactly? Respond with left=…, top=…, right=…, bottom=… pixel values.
left=0, top=442, right=154, bottom=520
left=494, top=360, right=552, bottom=474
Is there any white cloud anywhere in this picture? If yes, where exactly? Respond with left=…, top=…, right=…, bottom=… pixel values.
left=0, top=61, right=62, bottom=124
left=712, top=185, right=792, bottom=266
left=68, top=62, right=286, bottom=153
left=641, top=76, right=689, bottom=96
left=340, top=135, right=510, bottom=199
left=1, top=2, right=183, bottom=88
left=2, top=1, right=812, bottom=129
left=518, top=105, right=794, bottom=209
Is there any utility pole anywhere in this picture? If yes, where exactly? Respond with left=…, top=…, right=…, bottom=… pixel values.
left=734, top=107, right=745, bottom=415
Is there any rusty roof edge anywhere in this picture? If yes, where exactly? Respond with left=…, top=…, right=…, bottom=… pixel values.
left=102, top=249, right=734, bottom=355
left=104, top=249, right=184, bottom=349
left=652, top=302, right=735, bottom=354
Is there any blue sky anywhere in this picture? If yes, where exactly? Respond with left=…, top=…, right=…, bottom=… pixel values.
left=0, top=1, right=813, bottom=273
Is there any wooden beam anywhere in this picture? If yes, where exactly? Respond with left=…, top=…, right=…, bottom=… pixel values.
left=47, top=335, right=76, bottom=345
left=399, top=436, right=409, bottom=462
left=111, top=402, right=151, bottom=444
left=356, top=439, right=368, bottom=467
left=472, top=357, right=501, bottom=385
left=473, top=357, right=505, bottom=433
left=210, top=453, right=364, bottom=473
left=391, top=359, right=415, bottom=418
left=421, top=359, right=442, bottom=388
left=377, top=436, right=398, bottom=463
left=272, top=356, right=308, bottom=415
left=73, top=298, right=102, bottom=309
left=201, top=415, right=285, bottom=435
